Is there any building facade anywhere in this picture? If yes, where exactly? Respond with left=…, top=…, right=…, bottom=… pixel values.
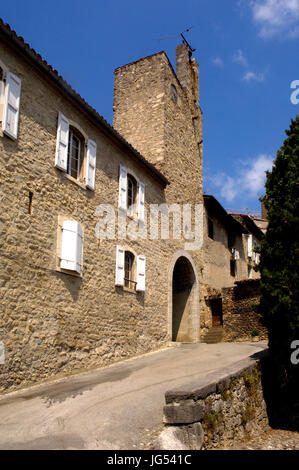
left=0, top=19, right=265, bottom=393
left=0, top=21, right=206, bottom=393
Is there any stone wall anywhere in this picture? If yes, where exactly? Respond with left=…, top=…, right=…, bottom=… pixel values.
left=222, top=280, right=267, bottom=342
left=156, top=351, right=269, bottom=450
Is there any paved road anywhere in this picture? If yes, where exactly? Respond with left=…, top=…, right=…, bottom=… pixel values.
left=0, top=341, right=267, bottom=450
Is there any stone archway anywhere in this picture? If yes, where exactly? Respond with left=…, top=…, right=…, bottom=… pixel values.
left=169, top=252, right=200, bottom=343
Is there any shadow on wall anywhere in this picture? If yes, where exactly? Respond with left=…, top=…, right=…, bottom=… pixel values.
left=53, top=271, right=82, bottom=301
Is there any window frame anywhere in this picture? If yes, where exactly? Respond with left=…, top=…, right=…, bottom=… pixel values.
left=118, top=165, right=145, bottom=223
left=56, top=215, right=84, bottom=277
left=67, top=126, right=85, bottom=181
left=127, top=173, right=138, bottom=217
left=55, top=112, right=96, bottom=191
left=124, top=250, right=137, bottom=291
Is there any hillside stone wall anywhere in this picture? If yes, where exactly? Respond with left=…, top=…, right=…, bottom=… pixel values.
left=156, top=350, right=270, bottom=450
left=222, top=280, right=267, bottom=342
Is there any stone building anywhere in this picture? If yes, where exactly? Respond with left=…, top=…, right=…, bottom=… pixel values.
left=0, top=19, right=265, bottom=393
left=201, top=197, right=265, bottom=342
left=0, top=20, right=206, bottom=393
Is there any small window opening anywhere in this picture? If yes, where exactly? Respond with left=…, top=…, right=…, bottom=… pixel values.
left=127, top=174, right=138, bottom=214
left=67, top=127, right=84, bottom=180
left=124, top=251, right=136, bottom=290
left=28, top=191, right=33, bottom=215
left=230, top=259, right=236, bottom=277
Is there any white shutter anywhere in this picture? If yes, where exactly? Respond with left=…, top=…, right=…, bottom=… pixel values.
left=115, top=245, right=125, bottom=286
left=138, top=181, right=145, bottom=222
left=136, top=255, right=146, bottom=292
left=118, top=165, right=127, bottom=211
left=247, top=234, right=253, bottom=258
left=60, top=220, right=82, bottom=274
left=55, top=112, right=69, bottom=171
left=2, top=72, right=21, bottom=140
left=86, top=139, right=97, bottom=190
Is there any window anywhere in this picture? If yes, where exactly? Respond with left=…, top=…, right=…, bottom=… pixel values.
left=67, top=127, right=84, bottom=179
left=115, top=245, right=146, bottom=291
left=59, top=220, right=83, bottom=275
left=118, top=165, right=145, bottom=223
left=127, top=174, right=138, bottom=216
left=230, top=259, right=236, bottom=277
left=124, top=251, right=136, bottom=290
left=208, top=217, right=214, bottom=239
left=0, top=63, right=22, bottom=140
left=55, top=112, right=97, bottom=190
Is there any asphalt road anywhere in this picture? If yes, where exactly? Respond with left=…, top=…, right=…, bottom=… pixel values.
left=0, top=341, right=268, bottom=450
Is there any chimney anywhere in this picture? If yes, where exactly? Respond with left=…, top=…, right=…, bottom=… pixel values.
left=176, top=43, right=199, bottom=107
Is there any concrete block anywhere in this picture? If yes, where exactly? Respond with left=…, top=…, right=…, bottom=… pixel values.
left=163, top=399, right=205, bottom=424
left=155, top=423, right=204, bottom=450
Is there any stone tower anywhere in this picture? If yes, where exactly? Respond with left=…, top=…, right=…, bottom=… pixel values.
left=113, top=43, right=203, bottom=206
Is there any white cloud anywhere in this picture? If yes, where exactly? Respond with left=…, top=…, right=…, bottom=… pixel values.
left=206, top=154, right=273, bottom=203
left=242, top=154, right=273, bottom=193
left=243, top=71, right=265, bottom=82
left=233, top=49, right=248, bottom=67
left=232, top=49, right=266, bottom=83
left=211, top=57, right=224, bottom=67
left=249, top=0, right=299, bottom=37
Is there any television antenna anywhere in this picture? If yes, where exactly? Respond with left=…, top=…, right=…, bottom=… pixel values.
left=158, top=27, right=196, bottom=57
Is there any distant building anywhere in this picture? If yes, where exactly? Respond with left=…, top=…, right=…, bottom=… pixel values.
left=200, top=196, right=265, bottom=343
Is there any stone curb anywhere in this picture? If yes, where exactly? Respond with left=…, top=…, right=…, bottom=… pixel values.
left=165, top=349, right=269, bottom=404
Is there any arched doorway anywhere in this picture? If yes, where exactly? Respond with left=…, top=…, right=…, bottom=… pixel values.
left=170, top=254, right=199, bottom=342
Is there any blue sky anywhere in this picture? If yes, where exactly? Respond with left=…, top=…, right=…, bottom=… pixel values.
left=1, top=0, right=298, bottom=214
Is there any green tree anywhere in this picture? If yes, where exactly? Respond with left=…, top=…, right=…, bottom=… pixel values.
left=259, top=116, right=299, bottom=427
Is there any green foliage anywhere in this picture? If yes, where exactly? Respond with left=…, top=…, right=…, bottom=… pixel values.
left=259, top=116, right=299, bottom=424
left=251, top=329, right=259, bottom=337
left=241, top=404, right=255, bottom=427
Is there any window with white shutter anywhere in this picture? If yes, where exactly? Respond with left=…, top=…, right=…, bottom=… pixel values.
left=138, top=181, right=145, bottom=223
left=136, top=255, right=146, bottom=292
left=118, top=165, right=128, bottom=211
left=124, top=251, right=136, bottom=290
left=60, top=220, right=83, bottom=274
left=247, top=234, right=253, bottom=258
left=55, top=112, right=69, bottom=172
left=115, top=245, right=125, bottom=286
left=86, top=139, right=97, bottom=190
left=2, top=72, right=21, bottom=140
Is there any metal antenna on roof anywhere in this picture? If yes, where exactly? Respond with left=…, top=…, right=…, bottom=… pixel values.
left=180, top=28, right=196, bottom=58
left=158, top=26, right=196, bottom=57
